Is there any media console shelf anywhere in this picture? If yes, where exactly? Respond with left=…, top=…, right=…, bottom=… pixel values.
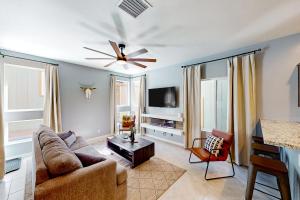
left=141, top=113, right=184, bottom=136
left=141, top=113, right=183, bottom=122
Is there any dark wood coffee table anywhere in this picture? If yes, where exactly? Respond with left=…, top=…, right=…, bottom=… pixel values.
left=107, top=136, right=155, bottom=168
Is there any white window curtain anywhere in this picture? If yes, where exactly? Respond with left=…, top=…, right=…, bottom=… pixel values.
left=43, top=64, right=62, bottom=132
left=227, top=53, right=256, bottom=166
left=183, top=65, right=202, bottom=148
left=137, top=76, right=145, bottom=134
left=110, top=76, right=117, bottom=134
left=0, top=57, right=5, bottom=179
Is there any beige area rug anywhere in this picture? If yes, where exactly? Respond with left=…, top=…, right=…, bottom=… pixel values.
left=25, top=149, right=186, bottom=200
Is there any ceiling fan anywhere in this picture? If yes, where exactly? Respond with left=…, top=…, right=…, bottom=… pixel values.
left=84, top=40, right=156, bottom=69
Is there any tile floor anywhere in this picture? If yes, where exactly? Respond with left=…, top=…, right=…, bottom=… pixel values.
left=0, top=157, right=29, bottom=200
left=0, top=136, right=280, bottom=200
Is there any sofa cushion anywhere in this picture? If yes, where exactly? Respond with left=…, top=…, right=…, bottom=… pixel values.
left=116, top=165, right=127, bottom=185
left=75, top=153, right=106, bottom=167
left=73, top=145, right=102, bottom=156
left=36, top=125, right=55, bottom=148
left=70, top=136, right=89, bottom=151
left=38, top=128, right=82, bottom=177
left=57, top=131, right=73, bottom=140
left=204, top=135, right=223, bottom=157
left=63, top=133, right=77, bottom=147
left=33, top=132, right=50, bottom=185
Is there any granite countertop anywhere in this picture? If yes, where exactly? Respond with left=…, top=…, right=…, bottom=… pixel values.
left=260, top=119, right=300, bottom=149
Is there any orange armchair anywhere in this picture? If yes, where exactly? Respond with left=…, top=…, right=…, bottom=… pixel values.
left=189, top=129, right=235, bottom=180
left=118, top=115, right=136, bottom=134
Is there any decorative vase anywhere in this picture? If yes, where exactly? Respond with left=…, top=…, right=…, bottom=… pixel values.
left=130, top=127, right=136, bottom=143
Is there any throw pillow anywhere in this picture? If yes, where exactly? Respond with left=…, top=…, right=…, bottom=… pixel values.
left=57, top=131, right=74, bottom=140
left=204, top=135, right=224, bottom=157
left=63, top=133, right=77, bottom=147
left=75, top=153, right=106, bottom=167
left=38, top=128, right=82, bottom=177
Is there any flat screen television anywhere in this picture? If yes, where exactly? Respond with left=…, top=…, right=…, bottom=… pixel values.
left=149, top=87, right=176, bottom=107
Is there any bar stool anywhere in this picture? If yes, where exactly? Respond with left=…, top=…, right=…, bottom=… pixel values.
left=245, top=155, right=291, bottom=200
left=252, top=143, right=280, bottom=160
left=252, top=135, right=281, bottom=159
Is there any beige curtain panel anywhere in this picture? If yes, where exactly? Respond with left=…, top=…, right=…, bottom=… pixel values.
left=183, top=66, right=202, bottom=148
left=227, top=53, right=257, bottom=166
left=137, top=76, right=146, bottom=134
left=110, top=76, right=117, bottom=134
left=0, top=77, right=5, bottom=179
left=43, top=64, right=62, bottom=133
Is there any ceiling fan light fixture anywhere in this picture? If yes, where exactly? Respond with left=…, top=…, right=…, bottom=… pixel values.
left=123, top=64, right=129, bottom=70
left=117, top=60, right=126, bottom=65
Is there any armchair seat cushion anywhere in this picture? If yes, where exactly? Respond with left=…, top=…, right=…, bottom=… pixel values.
left=119, top=127, right=131, bottom=131
left=190, top=147, right=228, bottom=162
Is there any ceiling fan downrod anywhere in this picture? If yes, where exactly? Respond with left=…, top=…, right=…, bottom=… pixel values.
left=118, top=44, right=126, bottom=57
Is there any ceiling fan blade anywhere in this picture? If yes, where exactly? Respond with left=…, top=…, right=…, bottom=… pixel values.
left=109, top=40, right=123, bottom=58
left=126, top=48, right=148, bottom=58
left=85, top=58, right=116, bottom=60
left=126, top=58, right=156, bottom=62
left=103, top=61, right=117, bottom=67
left=112, top=12, right=127, bottom=42
left=83, top=47, right=116, bottom=58
left=128, top=61, right=147, bottom=68
left=80, top=22, right=118, bottom=41
left=129, top=25, right=159, bottom=41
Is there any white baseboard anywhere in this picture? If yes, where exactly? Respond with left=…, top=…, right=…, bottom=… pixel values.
left=145, top=134, right=184, bottom=147
left=87, top=134, right=114, bottom=144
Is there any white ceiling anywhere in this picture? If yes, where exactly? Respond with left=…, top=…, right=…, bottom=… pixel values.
left=1, top=0, right=300, bottom=75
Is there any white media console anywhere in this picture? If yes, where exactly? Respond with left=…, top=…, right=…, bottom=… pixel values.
left=140, top=113, right=184, bottom=136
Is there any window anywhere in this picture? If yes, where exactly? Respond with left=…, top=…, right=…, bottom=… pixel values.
left=115, top=80, right=130, bottom=123
left=115, top=80, right=129, bottom=106
left=131, top=78, right=140, bottom=113
left=201, top=78, right=228, bottom=132
left=2, top=64, right=45, bottom=142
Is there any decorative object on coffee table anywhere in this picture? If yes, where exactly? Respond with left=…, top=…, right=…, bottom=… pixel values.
left=129, top=127, right=136, bottom=143
left=107, top=136, right=154, bottom=168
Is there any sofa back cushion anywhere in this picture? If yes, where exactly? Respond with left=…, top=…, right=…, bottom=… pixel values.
left=57, top=130, right=74, bottom=140
left=37, top=125, right=83, bottom=177
left=33, top=131, right=50, bottom=185
left=63, top=132, right=77, bottom=147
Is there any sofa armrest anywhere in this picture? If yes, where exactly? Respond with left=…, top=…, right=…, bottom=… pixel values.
left=34, top=159, right=117, bottom=200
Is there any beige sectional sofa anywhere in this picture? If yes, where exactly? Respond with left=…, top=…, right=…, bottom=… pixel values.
left=32, top=126, right=127, bottom=200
